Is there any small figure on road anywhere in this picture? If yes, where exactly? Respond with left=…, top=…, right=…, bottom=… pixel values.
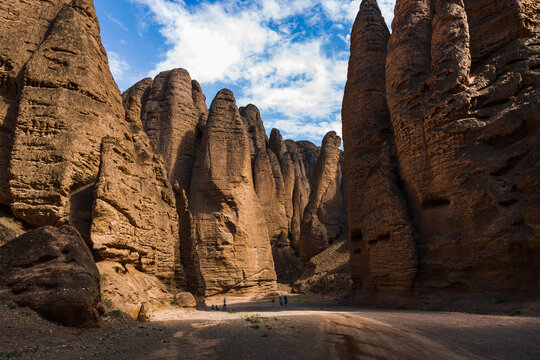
left=211, top=305, right=215, bottom=311
left=272, top=298, right=275, bottom=307
left=223, top=298, right=227, bottom=310
left=279, top=297, right=283, bottom=306
left=284, top=296, right=288, bottom=306
left=216, top=305, right=219, bottom=311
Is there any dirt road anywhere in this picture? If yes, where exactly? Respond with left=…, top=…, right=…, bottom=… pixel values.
left=2, top=301, right=539, bottom=359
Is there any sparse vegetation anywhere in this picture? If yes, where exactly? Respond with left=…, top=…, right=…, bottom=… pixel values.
left=262, top=333, right=269, bottom=338
left=242, top=314, right=261, bottom=323
left=102, top=310, right=123, bottom=318
left=100, top=292, right=113, bottom=309
left=227, top=309, right=237, bottom=314
left=5, top=301, right=17, bottom=310
left=0, top=350, right=23, bottom=359
left=508, top=310, right=523, bottom=316
left=250, top=325, right=259, bottom=330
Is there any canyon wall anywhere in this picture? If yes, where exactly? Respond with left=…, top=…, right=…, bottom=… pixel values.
left=343, top=0, right=540, bottom=306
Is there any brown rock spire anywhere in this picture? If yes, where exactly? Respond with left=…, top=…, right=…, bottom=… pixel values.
left=189, top=89, right=277, bottom=296
left=342, top=0, right=417, bottom=297
left=6, top=0, right=128, bottom=226
left=300, top=131, right=345, bottom=261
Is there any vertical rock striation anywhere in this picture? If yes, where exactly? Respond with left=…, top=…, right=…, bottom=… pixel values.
left=141, top=68, right=207, bottom=191
left=342, top=0, right=417, bottom=298
left=344, top=0, right=540, bottom=305
left=300, top=132, right=347, bottom=261
left=4, top=0, right=127, bottom=226
left=91, top=136, right=182, bottom=287
left=189, top=89, right=276, bottom=296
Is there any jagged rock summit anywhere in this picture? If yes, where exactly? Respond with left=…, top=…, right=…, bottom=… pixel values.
left=343, top=0, right=540, bottom=307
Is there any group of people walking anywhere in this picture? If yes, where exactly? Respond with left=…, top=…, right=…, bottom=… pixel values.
left=210, top=298, right=227, bottom=311
left=272, top=295, right=288, bottom=307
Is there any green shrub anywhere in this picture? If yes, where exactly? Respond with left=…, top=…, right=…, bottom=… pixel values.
left=242, top=314, right=260, bottom=323
left=508, top=310, right=523, bottom=316
left=103, top=310, right=123, bottom=318
left=5, top=301, right=17, bottom=310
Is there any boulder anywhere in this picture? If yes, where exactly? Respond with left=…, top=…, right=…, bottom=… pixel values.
left=0, top=226, right=101, bottom=327
left=175, top=292, right=197, bottom=308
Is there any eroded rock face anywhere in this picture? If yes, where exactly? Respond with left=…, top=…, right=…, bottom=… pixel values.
left=2, top=0, right=127, bottom=226
left=139, top=68, right=207, bottom=191
left=300, top=132, right=347, bottom=261
left=122, top=77, right=153, bottom=127
left=189, top=89, right=277, bottom=296
left=98, top=261, right=174, bottom=318
left=342, top=0, right=417, bottom=298
left=344, top=0, right=540, bottom=304
left=91, top=137, right=182, bottom=287
left=0, top=226, right=102, bottom=327
left=240, top=105, right=289, bottom=247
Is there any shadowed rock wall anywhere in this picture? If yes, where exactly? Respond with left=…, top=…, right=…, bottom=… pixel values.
left=343, top=0, right=540, bottom=305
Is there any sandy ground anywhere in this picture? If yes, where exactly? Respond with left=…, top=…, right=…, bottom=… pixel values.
left=1, top=298, right=539, bottom=360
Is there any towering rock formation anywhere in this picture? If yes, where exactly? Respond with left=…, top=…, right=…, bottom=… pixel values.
left=2, top=0, right=128, bottom=227
left=342, top=0, right=417, bottom=298
left=140, top=68, right=207, bottom=191
left=240, top=105, right=289, bottom=246
left=189, top=89, right=277, bottom=295
left=0, top=0, right=190, bottom=321
left=91, top=136, right=182, bottom=287
left=300, top=132, right=347, bottom=261
left=343, top=0, right=540, bottom=305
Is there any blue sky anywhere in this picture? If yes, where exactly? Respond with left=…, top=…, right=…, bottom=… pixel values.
left=94, top=0, right=396, bottom=144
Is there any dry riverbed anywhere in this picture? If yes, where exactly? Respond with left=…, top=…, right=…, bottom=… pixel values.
left=1, top=298, right=539, bottom=359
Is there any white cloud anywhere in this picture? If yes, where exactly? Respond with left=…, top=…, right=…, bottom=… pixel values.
left=130, top=0, right=395, bottom=142
left=108, top=51, right=130, bottom=82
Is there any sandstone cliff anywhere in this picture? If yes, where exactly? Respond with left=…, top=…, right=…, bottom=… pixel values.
left=343, top=0, right=540, bottom=305
left=1, top=0, right=128, bottom=227
left=188, top=89, right=277, bottom=296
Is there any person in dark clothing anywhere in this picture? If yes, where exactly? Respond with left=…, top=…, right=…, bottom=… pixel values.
left=223, top=299, right=227, bottom=310
left=279, top=297, right=283, bottom=306
left=272, top=298, right=275, bottom=307
left=284, top=296, right=288, bottom=306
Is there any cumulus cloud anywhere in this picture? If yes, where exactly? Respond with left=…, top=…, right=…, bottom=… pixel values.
left=131, top=0, right=395, bottom=142
left=108, top=51, right=130, bottom=82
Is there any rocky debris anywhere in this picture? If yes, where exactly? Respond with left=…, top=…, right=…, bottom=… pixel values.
left=139, top=68, right=207, bottom=191
left=189, top=89, right=277, bottom=296
left=342, top=0, right=417, bottom=297
left=0, top=226, right=102, bottom=327
left=294, top=239, right=352, bottom=296
left=91, top=137, right=182, bottom=287
left=175, top=292, right=197, bottom=308
left=300, top=132, right=347, bottom=261
left=344, top=0, right=540, bottom=303
left=136, top=303, right=150, bottom=323
left=0, top=206, right=25, bottom=246
left=97, top=261, right=174, bottom=318
left=3, top=0, right=128, bottom=227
